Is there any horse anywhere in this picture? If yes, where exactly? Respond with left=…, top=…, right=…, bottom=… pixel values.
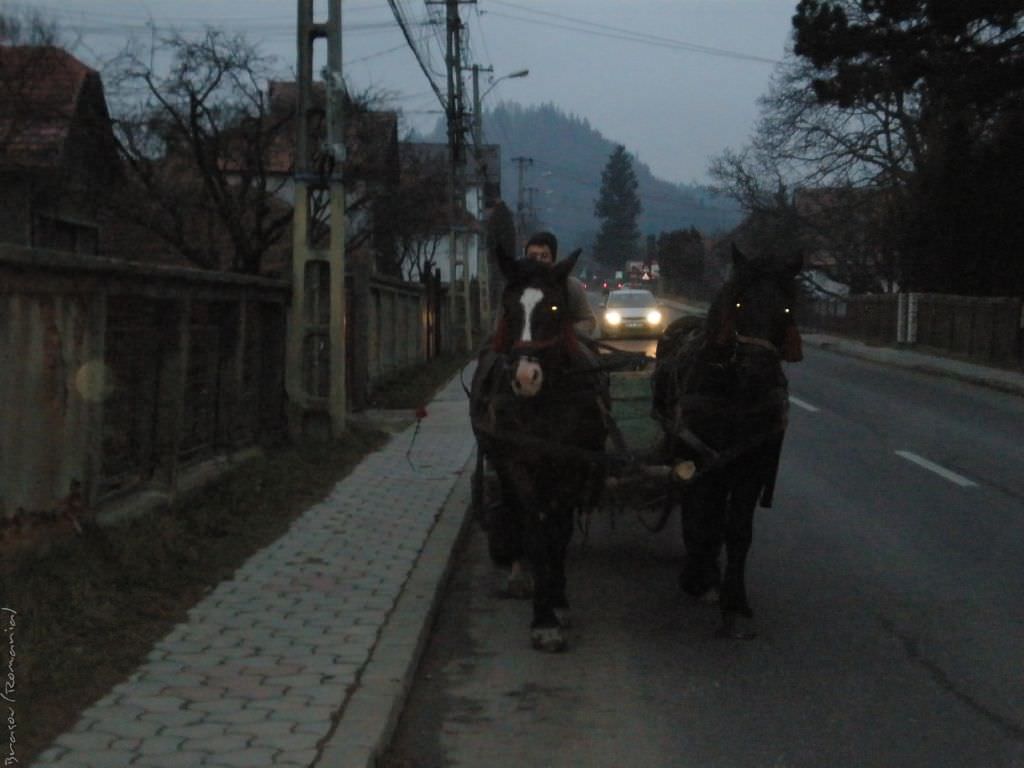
left=470, top=246, right=608, bottom=652
left=652, top=244, right=803, bottom=639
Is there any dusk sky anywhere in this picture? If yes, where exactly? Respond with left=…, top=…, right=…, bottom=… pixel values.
left=18, top=0, right=798, bottom=185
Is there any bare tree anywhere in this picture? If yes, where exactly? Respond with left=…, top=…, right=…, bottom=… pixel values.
left=710, top=47, right=912, bottom=293
left=386, top=145, right=449, bottom=281
left=105, top=29, right=292, bottom=274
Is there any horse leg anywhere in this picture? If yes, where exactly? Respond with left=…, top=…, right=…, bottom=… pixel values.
left=524, top=503, right=570, bottom=652
left=486, top=466, right=534, bottom=598
left=550, top=506, right=575, bottom=629
left=679, top=474, right=726, bottom=602
left=717, top=477, right=760, bottom=640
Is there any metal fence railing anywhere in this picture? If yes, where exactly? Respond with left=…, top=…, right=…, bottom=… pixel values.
left=801, top=292, right=1023, bottom=368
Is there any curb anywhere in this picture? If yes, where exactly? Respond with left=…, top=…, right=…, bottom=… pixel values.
left=316, top=450, right=477, bottom=768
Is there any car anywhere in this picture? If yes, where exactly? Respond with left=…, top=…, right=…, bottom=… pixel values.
left=600, top=288, right=665, bottom=338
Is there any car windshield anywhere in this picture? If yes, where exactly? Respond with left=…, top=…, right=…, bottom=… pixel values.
left=607, top=292, right=655, bottom=308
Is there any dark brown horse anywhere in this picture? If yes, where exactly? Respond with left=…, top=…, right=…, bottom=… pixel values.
left=471, top=246, right=607, bottom=652
left=653, top=244, right=803, bottom=639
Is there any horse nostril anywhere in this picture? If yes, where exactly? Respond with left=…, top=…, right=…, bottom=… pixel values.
left=531, top=369, right=539, bottom=383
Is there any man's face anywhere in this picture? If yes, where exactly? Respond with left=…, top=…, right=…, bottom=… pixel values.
left=525, top=244, right=555, bottom=265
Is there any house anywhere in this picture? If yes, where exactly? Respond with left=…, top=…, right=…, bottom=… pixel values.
left=0, top=45, right=119, bottom=252
left=258, top=81, right=402, bottom=276
left=402, top=141, right=502, bottom=285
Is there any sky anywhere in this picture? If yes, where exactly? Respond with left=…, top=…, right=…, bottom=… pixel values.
left=11, top=0, right=799, bottom=186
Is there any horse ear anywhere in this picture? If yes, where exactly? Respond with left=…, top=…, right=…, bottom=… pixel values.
left=552, top=248, right=581, bottom=281
left=731, top=243, right=748, bottom=271
left=494, top=241, right=516, bottom=279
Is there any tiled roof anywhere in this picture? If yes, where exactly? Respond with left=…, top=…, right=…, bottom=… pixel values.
left=0, top=46, right=98, bottom=169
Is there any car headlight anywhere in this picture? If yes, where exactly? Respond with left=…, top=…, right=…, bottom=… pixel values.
left=604, top=310, right=622, bottom=326
left=646, top=310, right=663, bottom=325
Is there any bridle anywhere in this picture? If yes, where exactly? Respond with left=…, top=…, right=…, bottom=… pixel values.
left=713, top=280, right=795, bottom=359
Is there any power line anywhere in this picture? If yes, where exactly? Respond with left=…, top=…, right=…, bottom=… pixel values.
left=386, top=0, right=447, bottom=110
left=484, top=2, right=780, bottom=66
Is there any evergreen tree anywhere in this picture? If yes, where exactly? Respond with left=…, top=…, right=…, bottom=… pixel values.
left=592, top=145, right=642, bottom=271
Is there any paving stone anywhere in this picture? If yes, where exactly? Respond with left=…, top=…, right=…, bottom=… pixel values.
left=250, top=730, right=320, bottom=752
left=162, top=686, right=226, bottom=703
left=54, top=731, right=115, bottom=751
left=185, top=697, right=249, bottom=715
left=211, top=748, right=278, bottom=767
left=266, top=703, right=336, bottom=725
left=109, top=737, right=142, bottom=750
left=275, top=749, right=320, bottom=767
left=270, top=673, right=325, bottom=690
left=30, top=746, right=69, bottom=764
left=226, top=718, right=297, bottom=738
left=204, top=707, right=271, bottom=726
left=137, top=735, right=186, bottom=756
left=131, top=751, right=209, bottom=768
left=179, top=733, right=251, bottom=753
left=76, top=750, right=140, bottom=768
left=119, top=695, right=191, bottom=714
left=138, top=709, right=204, bottom=729
left=162, top=723, right=229, bottom=740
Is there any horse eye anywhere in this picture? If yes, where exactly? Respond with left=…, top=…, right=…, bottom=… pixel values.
left=784, top=307, right=791, bottom=314
left=550, top=305, right=559, bottom=312
left=735, top=302, right=742, bottom=309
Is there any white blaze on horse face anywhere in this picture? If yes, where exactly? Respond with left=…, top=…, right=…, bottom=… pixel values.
left=518, top=288, right=544, bottom=342
left=513, top=288, right=545, bottom=397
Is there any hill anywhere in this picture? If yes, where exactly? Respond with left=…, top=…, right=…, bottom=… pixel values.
left=421, top=102, right=741, bottom=256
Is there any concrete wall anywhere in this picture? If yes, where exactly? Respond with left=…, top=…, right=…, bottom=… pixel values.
left=0, top=246, right=289, bottom=519
left=0, top=290, right=104, bottom=516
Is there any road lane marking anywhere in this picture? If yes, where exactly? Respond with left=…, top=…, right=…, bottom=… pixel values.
left=789, top=396, right=820, bottom=412
left=895, top=451, right=977, bottom=487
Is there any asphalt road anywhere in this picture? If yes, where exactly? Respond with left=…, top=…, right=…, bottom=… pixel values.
left=383, top=338, right=1024, bottom=767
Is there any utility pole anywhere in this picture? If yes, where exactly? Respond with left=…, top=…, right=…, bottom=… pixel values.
left=525, top=185, right=540, bottom=230
left=429, top=0, right=475, bottom=352
left=470, top=63, right=493, bottom=150
left=288, top=0, right=346, bottom=437
left=511, top=155, right=533, bottom=248
left=470, top=62, right=493, bottom=329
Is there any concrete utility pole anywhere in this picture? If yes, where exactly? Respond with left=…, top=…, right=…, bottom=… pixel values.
left=430, top=0, right=475, bottom=352
left=288, top=0, right=346, bottom=438
left=470, top=64, right=492, bottom=150
left=470, top=63, right=492, bottom=329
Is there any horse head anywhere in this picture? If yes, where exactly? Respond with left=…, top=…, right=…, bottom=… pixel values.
left=708, top=244, right=803, bottom=362
left=494, top=245, right=581, bottom=397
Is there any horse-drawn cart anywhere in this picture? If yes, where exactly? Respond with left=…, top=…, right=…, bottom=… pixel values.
left=470, top=243, right=803, bottom=649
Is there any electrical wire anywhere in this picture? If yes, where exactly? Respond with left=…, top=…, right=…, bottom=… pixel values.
left=485, top=1, right=780, bottom=66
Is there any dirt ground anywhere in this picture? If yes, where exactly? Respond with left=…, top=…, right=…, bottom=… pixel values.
left=1, top=352, right=471, bottom=762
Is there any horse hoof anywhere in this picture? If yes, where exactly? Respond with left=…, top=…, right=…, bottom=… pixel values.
left=530, top=626, right=567, bottom=653
left=716, top=613, right=757, bottom=640
left=554, top=606, right=572, bottom=628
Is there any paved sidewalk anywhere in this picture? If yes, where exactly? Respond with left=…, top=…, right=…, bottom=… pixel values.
left=32, top=371, right=477, bottom=768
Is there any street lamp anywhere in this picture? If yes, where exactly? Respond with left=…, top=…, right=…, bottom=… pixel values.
left=472, top=67, right=529, bottom=148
